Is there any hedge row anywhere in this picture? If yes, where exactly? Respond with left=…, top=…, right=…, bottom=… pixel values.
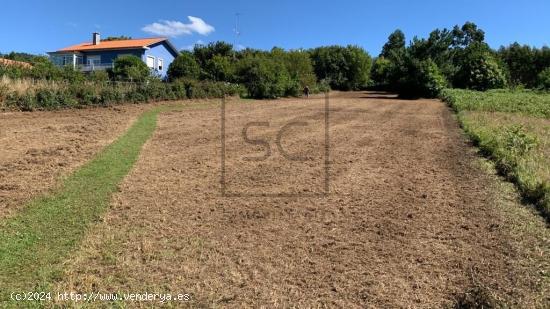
left=1, top=79, right=245, bottom=111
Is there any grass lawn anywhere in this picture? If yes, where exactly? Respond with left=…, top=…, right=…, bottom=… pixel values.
left=442, top=89, right=550, bottom=219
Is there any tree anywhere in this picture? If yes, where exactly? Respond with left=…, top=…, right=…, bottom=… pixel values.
left=381, top=30, right=406, bottom=59
left=454, top=43, right=507, bottom=90
left=413, top=59, right=447, bottom=97
left=498, top=43, right=536, bottom=87
left=310, top=45, right=372, bottom=90
left=537, top=67, right=550, bottom=90
left=205, top=55, right=235, bottom=81
left=394, top=55, right=447, bottom=98
left=113, top=55, right=150, bottom=82
left=193, top=41, right=234, bottom=66
left=452, top=22, right=485, bottom=48
left=283, top=50, right=317, bottom=88
left=192, top=42, right=235, bottom=81
left=371, top=57, right=393, bottom=87
left=3, top=51, right=39, bottom=63
left=236, top=55, right=292, bottom=99
left=167, top=52, right=200, bottom=81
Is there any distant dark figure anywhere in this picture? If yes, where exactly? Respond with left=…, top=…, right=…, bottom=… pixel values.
left=303, top=86, right=310, bottom=98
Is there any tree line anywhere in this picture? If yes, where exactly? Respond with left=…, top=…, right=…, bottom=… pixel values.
left=167, top=42, right=372, bottom=98
left=371, top=22, right=550, bottom=97
left=2, top=21, right=550, bottom=100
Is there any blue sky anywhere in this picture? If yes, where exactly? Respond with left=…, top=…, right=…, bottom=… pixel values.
left=1, top=0, right=549, bottom=56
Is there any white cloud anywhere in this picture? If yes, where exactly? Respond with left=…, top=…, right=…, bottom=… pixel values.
left=142, top=16, right=215, bottom=37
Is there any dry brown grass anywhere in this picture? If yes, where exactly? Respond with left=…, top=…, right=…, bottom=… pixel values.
left=0, top=58, right=32, bottom=69
left=52, top=93, right=549, bottom=308
left=0, top=104, right=151, bottom=219
left=0, top=76, right=65, bottom=95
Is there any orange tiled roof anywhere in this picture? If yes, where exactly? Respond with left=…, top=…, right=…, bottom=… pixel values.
left=57, top=38, right=167, bottom=52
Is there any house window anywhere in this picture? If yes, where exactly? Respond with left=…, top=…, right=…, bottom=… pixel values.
left=146, top=56, right=155, bottom=68
left=158, top=58, right=164, bottom=71
left=87, top=56, right=100, bottom=66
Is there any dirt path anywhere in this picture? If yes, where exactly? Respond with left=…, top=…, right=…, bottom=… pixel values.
left=57, top=93, right=549, bottom=308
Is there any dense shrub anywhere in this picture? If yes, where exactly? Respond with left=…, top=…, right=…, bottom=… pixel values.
left=412, top=59, right=447, bottom=97
left=236, top=56, right=294, bottom=99
left=370, top=57, right=392, bottom=88
left=113, top=56, right=150, bottom=82
left=280, top=50, right=317, bottom=89
left=453, top=45, right=507, bottom=91
left=89, top=70, right=110, bottom=83
left=204, top=55, right=235, bottom=82
left=537, top=67, right=550, bottom=90
left=167, top=52, right=201, bottom=81
left=396, top=58, right=447, bottom=98
left=1, top=78, right=242, bottom=111
left=310, top=45, right=372, bottom=90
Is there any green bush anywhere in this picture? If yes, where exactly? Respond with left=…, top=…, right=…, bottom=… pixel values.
left=99, top=86, right=125, bottom=105
left=113, top=56, right=150, bottom=82
left=6, top=92, right=36, bottom=111
left=167, top=52, right=201, bottom=81
left=89, top=70, right=110, bottom=83
left=174, top=79, right=244, bottom=99
left=315, top=79, right=331, bottom=93
left=370, top=57, right=392, bottom=88
left=204, top=55, right=235, bottom=82
left=416, top=59, right=447, bottom=97
left=310, top=45, right=372, bottom=90
left=453, top=44, right=507, bottom=91
left=281, top=50, right=317, bottom=89
left=236, top=56, right=293, bottom=99
left=504, top=125, right=538, bottom=156
left=170, top=81, right=188, bottom=100
left=396, top=58, right=447, bottom=98
left=537, top=67, right=550, bottom=90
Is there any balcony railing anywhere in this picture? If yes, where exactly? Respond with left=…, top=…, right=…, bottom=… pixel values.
left=77, top=63, right=114, bottom=72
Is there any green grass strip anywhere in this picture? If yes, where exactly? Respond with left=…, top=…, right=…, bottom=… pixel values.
left=440, top=89, right=550, bottom=221
left=0, top=106, right=171, bottom=302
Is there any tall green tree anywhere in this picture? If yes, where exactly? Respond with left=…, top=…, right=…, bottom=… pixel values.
left=452, top=22, right=485, bottom=47
left=192, top=41, right=235, bottom=81
left=453, top=43, right=507, bottom=90
left=310, top=45, right=372, bottom=90
left=380, top=30, right=406, bottom=59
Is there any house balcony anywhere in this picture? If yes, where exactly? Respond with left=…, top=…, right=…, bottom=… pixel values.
left=77, top=63, right=114, bottom=72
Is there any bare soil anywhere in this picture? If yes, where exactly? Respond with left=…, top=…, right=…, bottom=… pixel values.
left=53, top=92, right=549, bottom=307
left=0, top=104, right=149, bottom=218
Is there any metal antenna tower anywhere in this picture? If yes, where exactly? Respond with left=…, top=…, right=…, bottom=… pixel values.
left=234, top=13, right=241, bottom=51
